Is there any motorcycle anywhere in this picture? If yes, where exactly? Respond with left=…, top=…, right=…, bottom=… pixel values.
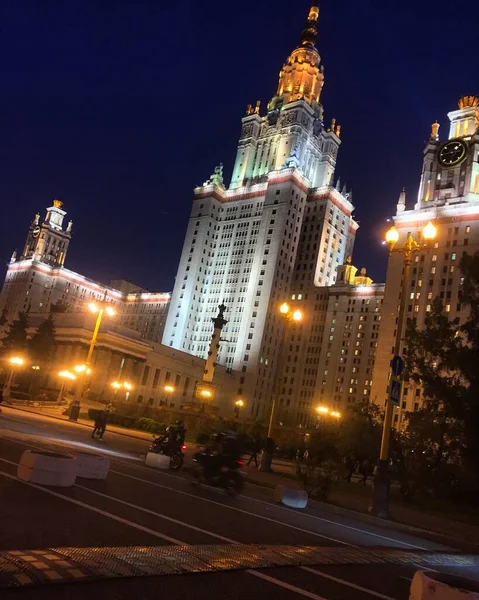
left=191, top=450, right=245, bottom=495
left=149, top=436, right=186, bottom=470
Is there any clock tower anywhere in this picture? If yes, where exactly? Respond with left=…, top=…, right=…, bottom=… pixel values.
left=21, top=199, right=73, bottom=267
left=372, top=95, right=479, bottom=426
left=417, top=95, right=479, bottom=208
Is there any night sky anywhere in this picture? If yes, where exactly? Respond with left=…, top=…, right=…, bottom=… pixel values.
left=0, top=1, right=477, bottom=292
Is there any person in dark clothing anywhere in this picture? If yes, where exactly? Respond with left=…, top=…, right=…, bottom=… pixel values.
left=92, top=410, right=108, bottom=439
left=247, top=437, right=262, bottom=468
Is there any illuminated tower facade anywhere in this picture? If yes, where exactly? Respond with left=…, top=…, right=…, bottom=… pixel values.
left=163, top=2, right=358, bottom=421
left=371, top=95, right=479, bottom=427
left=21, top=199, right=72, bottom=266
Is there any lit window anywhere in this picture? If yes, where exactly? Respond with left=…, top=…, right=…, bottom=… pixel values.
left=445, top=304, right=451, bottom=312
left=432, top=254, right=437, bottom=262
left=451, top=253, right=456, bottom=261
left=414, top=305, right=419, bottom=312
left=426, top=304, right=431, bottom=312
left=466, top=225, right=471, bottom=233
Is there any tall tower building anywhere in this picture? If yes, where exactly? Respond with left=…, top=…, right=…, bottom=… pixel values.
left=371, top=95, right=479, bottom=427
left=163, top=2, right=358, bottom=420
left=21, top=199, right=72, bottom=266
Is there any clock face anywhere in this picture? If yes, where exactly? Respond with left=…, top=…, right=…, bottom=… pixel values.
left=32, top=226, right=40, bottom=238
left=438, top=139, right=468, bottom=167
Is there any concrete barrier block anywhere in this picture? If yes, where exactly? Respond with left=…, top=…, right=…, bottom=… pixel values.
left=75, top=452, right=110, bottom=479
left=274, top=485, right=308, bottom=509
left=410, top=570, right=479, bottom=600
left=17, top=450, right=77, bottom=487
left=145, top=452, right=170, bottom=469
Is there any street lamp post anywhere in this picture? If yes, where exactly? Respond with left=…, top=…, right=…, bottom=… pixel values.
left=259, top=302, right=303, bottom=473
left=2, top=356, right=25, bottom=398
left=57, top=370, right=76, bottom=403
left=234, top=398, right=244, bottom=419
left=74, top=296, right=115, bottom=404
left=163, top=385, right=175, bottom=407
left=267, top=303, right=303, bottom=438
left=371, top=220, right=437, bottom=517
left=111, top=380, right=133, bottom=402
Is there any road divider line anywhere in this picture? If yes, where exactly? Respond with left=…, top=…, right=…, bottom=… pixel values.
left=106, top=468, right=353, bottom=547
left=107, top=458, right=429, bottom=550
left=75, top=484, right=236, bottom=544
left=246, top=570, right=328, bottom=600
left=0, top=462, right=334, bottom=599
left=0, top=469, right=184, bottom=545
left=0, top=430, right=430, bottom=551
left=301, top=566, right=396, bottom=600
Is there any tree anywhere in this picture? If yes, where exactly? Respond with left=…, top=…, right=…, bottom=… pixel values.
left=29, top=314, right=57, bottom=369
left=0, top=311, right=29, bottom=357
left=403, top=251, right=479, bottom=500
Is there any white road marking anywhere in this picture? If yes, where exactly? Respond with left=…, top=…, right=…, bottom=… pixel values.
left=106, top=467, right=354, bottom=546
left=0, top=469, right=183, bottom=545
left=0, top=426, right=434, bottom=552
left=247, top=570, right=328, bottom=599
left=301, top=566, right=397, bottom=600
left=75, top=483, right=236, bottom=544
left=0, top=462, right=334, bottom=599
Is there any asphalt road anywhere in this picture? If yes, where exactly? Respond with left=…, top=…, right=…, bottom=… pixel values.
left=0, top=406, right=477, bottom=600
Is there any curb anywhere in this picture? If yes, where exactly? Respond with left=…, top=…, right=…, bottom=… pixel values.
left=242, top=474, right=479, bottom=550
left=5, top=405, right=152, bottom=444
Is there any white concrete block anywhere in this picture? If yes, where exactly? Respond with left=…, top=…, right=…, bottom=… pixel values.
left=75, top=452, right=110, bottom=479
left=145, top=452, right=170, bottom=469
left=410, top=570, right=479, bottom=600
left=17, top=450, right=77, bottom=487
left=274, top=485, right=308, bottom=509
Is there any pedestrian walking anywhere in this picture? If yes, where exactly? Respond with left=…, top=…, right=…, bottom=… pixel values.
left=92, top=410, right=106, bottom=439
left=247, top=437, right=261, bottom=468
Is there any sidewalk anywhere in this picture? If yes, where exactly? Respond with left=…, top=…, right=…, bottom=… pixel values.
left=4, top=403, right=154, bottom=442
left=242, top=464, right=479, bottom=547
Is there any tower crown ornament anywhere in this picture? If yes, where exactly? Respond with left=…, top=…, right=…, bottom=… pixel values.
left=52, top=198, right=64, bottom=209
left=275, top=1, right=324, bottom=107
left=458, top=95, right=479, bottom=109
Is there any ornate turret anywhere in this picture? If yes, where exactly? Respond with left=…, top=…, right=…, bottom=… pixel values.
left=275, top=1, right=324, bottom=107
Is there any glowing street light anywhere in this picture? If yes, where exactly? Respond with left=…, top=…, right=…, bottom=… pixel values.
left=265, top=302, right=304, bottom=445
left=234, top=398, right=244, bottom=419
left=74, top=293, right=115, bottom=407
left=111, top=380, right=133, bottom=401
left=372, top=219, right=438, bottom=517
left=57, top=370, right=76, bottom=403
left=2, top=356, right=25, bottom=398
left=316, top=406, right=329, bottom=414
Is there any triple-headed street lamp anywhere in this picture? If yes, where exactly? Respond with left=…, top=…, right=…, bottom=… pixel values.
left=371, top=219, right=437, bottom=517
left=316, top=405, right=341, bottom=420
left=111, top=380, right=133, bottom=402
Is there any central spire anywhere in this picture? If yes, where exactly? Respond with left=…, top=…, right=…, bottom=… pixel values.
left=275, top=1, right=324, bottom=107
left=300, top=1, right=320, bottom=48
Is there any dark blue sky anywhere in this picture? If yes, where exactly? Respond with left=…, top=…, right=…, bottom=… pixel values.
left=0, top=0, right=477, bottom=291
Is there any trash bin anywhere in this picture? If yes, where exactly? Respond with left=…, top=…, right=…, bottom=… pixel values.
left=68, top=401, right=80, bottom=422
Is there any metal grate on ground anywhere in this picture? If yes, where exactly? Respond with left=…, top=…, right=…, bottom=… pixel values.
left=1, top=545, right=478, bottom=589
